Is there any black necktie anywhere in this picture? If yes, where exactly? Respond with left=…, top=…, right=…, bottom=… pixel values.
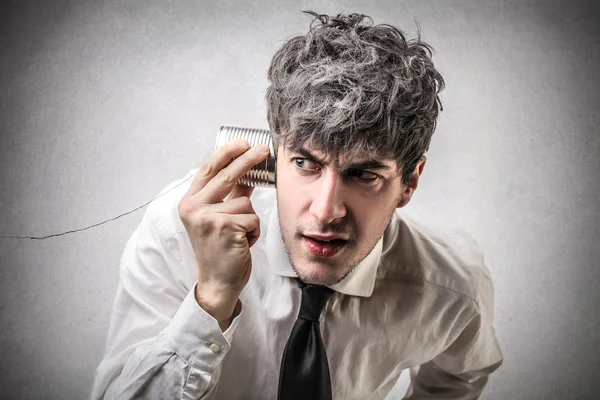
left=278, top=279, right=334, bottom=400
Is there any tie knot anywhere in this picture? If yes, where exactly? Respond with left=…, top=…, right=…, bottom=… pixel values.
left=297, top=280, right=334, bottom=321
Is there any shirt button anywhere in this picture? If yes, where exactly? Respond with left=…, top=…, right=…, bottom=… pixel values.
left=209, top=343, right=221, bottom=353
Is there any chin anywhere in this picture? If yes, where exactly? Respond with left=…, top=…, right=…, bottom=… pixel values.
left=293, top=260, right=350, bottom=286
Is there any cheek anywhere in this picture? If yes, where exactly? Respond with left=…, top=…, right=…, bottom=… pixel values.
left=277, top=162, right=309, bottom=205
left=277, top=166, right=294, bottom=202
left=278, top=192, right=302, bottom=219
left=351, top=196, right=398, bottom=238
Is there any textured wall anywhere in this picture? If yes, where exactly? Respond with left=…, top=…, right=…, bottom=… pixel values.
left=0, top=1, right=598, bottom=399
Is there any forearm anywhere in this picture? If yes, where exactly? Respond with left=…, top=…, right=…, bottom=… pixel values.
left=103, top=333, right=220, bottom=400
left=94, top=288, right=240, bottom=400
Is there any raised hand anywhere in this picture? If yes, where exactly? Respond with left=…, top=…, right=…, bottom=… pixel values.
left=178, top=139, right=271, bottom=330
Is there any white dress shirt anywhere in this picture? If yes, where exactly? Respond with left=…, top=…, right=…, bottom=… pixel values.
left=91, top=169, right=503, bottom=400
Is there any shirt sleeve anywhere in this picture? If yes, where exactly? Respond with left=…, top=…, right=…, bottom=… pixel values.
left=90, top=204, right=242, bottom=400
left=403, top=267, right=503, bottom=399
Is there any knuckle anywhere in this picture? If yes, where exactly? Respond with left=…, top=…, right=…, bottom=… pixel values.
left=198, top=162, right=212, bottom=177
left=194, top=212, right=207, bottom=225
left=251, top=214, right=260, bottom=226
left=239, top=153, right=254, bottom=167
left=215, top=215, right=230, bottom=231
left=217, top=170, right=235, bottom=186
left=239, top=196, right=252, bottom=208
left=195, top=214, right=216, bottom=235
left=178, top=200, right=193, bottom=219
left=178, top=201, right=214, bottom=233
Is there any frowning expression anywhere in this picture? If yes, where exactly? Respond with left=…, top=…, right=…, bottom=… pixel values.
left=276, top=143, right=422, bottom=285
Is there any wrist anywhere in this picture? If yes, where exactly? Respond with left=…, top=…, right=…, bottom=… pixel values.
left=195, top=282, right=240, bottom=330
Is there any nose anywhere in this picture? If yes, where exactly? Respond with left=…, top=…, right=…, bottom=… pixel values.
left=308, top=171, right=347, bottom=224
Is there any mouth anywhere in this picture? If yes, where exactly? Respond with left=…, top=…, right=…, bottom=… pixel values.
left=302, top=235, right=348, bottom=258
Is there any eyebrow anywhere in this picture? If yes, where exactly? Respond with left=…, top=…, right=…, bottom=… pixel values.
left=293, top=147, right=392, bottom=171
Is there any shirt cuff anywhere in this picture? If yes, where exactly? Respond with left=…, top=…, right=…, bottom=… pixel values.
left=164, top=283, right=244, bottom=372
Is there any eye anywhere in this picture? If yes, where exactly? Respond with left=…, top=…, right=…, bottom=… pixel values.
left=347, top=169, right=379, bottom=182
left=294, top=158, right=319, bottom=170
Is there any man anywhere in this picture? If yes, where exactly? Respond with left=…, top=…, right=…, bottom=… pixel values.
left=92, top=11, right=503, bottom=400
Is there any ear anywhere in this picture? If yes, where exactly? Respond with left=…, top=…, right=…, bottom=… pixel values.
left=396, top=156, right=427, bottom=208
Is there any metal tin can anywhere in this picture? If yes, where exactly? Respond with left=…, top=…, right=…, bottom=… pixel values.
left=215, top=126, right=276, bottom=187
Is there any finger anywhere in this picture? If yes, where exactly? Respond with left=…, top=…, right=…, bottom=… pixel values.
left=214, top=196, right=257, bottom=215
left=228, top=183, right=255, bottom=201
left=244, top=214, right=261, bottom=248
left=196, top=144, right=270, bottom=204
left=182, top=196, right=256, bottom=220
left=185, top=138, right=250, bottom=197
left=247, top=222, right=261, bottom=248
left=231, top=213, right=261, bottom=245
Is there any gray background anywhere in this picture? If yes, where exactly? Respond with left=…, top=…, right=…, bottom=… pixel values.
left=1, top=0, right=599, bottom=399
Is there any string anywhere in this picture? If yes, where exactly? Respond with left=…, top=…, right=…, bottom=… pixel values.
left=0, top=174, right=195, bottom=240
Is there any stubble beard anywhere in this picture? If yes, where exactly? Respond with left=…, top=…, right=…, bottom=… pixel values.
left=276, top=207, right=397, bottom=287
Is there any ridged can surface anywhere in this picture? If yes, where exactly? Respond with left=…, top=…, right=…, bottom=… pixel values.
left=215, top=126, right=276, bottom=187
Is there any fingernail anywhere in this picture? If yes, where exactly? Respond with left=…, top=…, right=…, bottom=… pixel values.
left=257, top=144, right=270, bottom=153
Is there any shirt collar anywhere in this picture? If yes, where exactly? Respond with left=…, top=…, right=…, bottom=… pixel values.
left=265, top=200, right=382, bottom=298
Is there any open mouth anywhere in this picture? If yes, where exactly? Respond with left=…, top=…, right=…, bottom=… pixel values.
left=309, top=238, right=347, bottom=245
left=302, top=236, right=348, bottom=258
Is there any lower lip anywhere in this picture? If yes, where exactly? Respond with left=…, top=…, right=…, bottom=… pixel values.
left=302, top=237, right=347, bottom=258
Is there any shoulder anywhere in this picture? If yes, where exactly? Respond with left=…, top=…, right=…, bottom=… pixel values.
left=380, top=210, right=493, bottom=304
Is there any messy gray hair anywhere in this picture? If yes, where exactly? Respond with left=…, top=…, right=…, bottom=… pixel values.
left=266, top=11, right=445, bottom=185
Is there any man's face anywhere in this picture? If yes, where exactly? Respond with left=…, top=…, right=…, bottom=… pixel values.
left=275, top=143, right=421, bottom=286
